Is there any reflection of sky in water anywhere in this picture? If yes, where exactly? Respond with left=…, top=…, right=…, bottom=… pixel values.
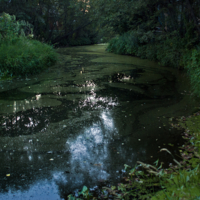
left=53, top=111, right=117, bottom=187
left=0, top=53, right=190, bottom=200
left=69, top=124, right=108, bottom=181
left=0, top=180, right=61, bottom=200
left=0, top=77, right=148, bottom=198
left=101, top=111, right=114, bottom=130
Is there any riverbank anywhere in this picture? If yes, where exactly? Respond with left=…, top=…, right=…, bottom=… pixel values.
left=71, top=111, right=200, bottom=199
left=106, top=33, right=200, bottom=98
left=151, top=111, right=200, bottom=199
left=81, top=111, right=200, bottom=199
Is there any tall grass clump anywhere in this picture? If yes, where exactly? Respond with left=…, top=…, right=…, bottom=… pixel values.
left=107, top=31, right=140, bottom=55
left=183, top=47, right=200, bottom=97
left=0, top=12, right=57, bottom=78
left=0, top=39, right=57, bottom=77
left=107, top=31, right=185, bottom=68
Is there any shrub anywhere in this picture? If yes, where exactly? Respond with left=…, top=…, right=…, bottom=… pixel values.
left=107, top=31, right=140, bottom=55
left=107, top=31, right=200, bottom=97
left=107, top=31, right=185, bottom=68
left=0, top=12, right=33, bottom=45
left=0, top=38, right=57, bottom=77
left=0, top=13, right=57, bottom=78
left=184, top=48, right=200, bottom=97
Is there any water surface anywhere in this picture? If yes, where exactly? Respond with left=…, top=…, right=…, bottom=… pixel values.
left=0, top=45, right=198, bottom=199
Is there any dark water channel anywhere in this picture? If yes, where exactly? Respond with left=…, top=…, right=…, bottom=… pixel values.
left=0, top=45, right=198, bottom=200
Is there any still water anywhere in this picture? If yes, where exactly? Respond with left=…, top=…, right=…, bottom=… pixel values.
left=0, top=45, right=198, bottom=199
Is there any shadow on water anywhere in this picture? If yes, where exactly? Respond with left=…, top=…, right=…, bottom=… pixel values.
left=0, top=45, right=198, bottom=199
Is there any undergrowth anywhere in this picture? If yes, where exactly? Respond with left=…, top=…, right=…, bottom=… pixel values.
left=107, top=31, right=200, bottom=97
left=0, top=12, right=57, bottom=78
left=0, top=38, right=57, bottom=77
left=68, top=112, right=200, bottom=200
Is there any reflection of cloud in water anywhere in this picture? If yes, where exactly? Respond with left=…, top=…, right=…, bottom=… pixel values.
left=53, top=171, right=68, bottom=184
left=0, top=180, right=60, bottom=200
left=65, top=114, right=116, bottom=185
left=101, top=111, right=114, bottom=131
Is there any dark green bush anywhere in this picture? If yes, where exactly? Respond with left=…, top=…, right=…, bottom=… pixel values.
left=107, top=31, right=200, bottom=97
left=184, top=48, right=200, bottom=96
left=0, top=13, right=57, bottom=78
left=107, top=31, right=140, bottom=55
left=0, top=38, right=57, bottom=77
left=136, top=45, right=147, bottom=59
left=145, top=44, right=157, bottom=60
left=107, top=31, right=184, bottom=67
left=68, top=37, right=92, bottom=46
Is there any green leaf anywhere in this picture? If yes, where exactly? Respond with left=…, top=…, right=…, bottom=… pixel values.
left=68, top=194, right=76, bottom=200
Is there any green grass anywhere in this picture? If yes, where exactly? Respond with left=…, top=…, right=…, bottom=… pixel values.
left=183, top=48, right=200, bottom=97
left=0, top=37, right=58, bottom=78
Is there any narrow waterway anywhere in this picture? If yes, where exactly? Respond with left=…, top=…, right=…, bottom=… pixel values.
left=0, top=45, right=198, bottom=199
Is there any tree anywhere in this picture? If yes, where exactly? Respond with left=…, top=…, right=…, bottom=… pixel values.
left=91, top=0, right=200, bottom=41
left=0, top=0, right=98, bottom=45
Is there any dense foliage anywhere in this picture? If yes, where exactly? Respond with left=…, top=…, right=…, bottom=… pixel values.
left=0, top=13, right=57, bottom=77
left=91, top=0, right=200, bottom=96
left=107, top=31, right=183, bottom=67
left=91, top=0, right=200, bottom=39
left=0, top=0, right=99, bottom=46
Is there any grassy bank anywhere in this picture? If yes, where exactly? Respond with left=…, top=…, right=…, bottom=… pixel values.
left=106, top=31, right=200, bottom=97
left=68, top=112, right=200, bottom=200
left=0, top=13, right=58, bottom=78
left=151, top=112, right=200, bottom=199
left=0, top=38, right=57, bottom=78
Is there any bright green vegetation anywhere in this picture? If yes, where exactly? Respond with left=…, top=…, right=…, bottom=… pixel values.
left=0, top=38, right=57, bottom=77
left=0, top=13, right=57, bottom=78
left=107, top=32, right=185, bottom=68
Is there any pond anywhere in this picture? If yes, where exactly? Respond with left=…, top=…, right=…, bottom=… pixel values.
left=0, top=44, right=198, bottom=199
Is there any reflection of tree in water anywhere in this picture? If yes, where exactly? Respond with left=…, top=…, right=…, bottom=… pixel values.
left=0, top=67, right=183, bottom=198
left=0, top=107, right=50, bottom=137
left=0, top=108, right=180, bottom=198
left=0, top=99, right=75, bottom=137
left=109, top=68, right=145, bottom=83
